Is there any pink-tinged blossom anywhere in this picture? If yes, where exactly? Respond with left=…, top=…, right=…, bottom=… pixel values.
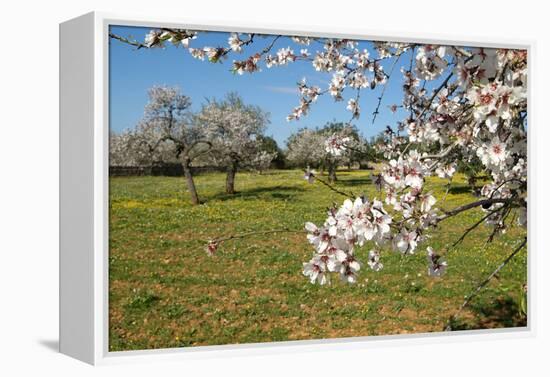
left=435, top=163, right=456, bottom=179
left=404, top=162, right=424, bottom=189
left=303, top=256, right=329, bottom=285
left=302, top=196, right=392, bottom=284
left=206, top=241, right=218, bottom=256
left=324, top=134, right=350, bottom=156
left=367, top=250, right=383, bottom=271
left=415, top=45, right=448, bottom=81
left=420, top=194, right=437, bottom=213
left=477, top=136, right=509, bottom=167
left=276, top=47, right=295, bottom=65
left=228, top=33, right=243, bottom=52
left=329, top=74, right=345, bottom=100
left=427, top=247, right=447, bottom=277
left=394, top=229, right=418, bottom=254
left=305, top=222, right=330, bottom=253
left=346, top=98, right=360, bottom=119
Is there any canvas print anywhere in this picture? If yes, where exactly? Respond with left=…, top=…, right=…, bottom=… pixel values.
left=108, top=25, right=528, bottom=351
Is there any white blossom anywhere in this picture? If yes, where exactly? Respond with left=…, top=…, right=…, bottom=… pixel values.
left=346, top=98, right=360, bottom=119
left=427, top=247, right=447, bottom=277
left=367, top=250, right=383, bottom=271
left=228, top=33, right=243, bottom=52
left=303, top=256, right=329, bottom=285
left=324, top=134, right=350, bottom=156
left=394, top=229, right=418, bottom=254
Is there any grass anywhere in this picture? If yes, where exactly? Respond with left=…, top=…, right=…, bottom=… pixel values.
left=109, top=169, right=527, bottom=351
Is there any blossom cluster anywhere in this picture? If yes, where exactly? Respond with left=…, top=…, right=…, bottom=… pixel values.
left=142, top=30, right=408, bottom=121
left=324, top=134, right=350, bottom=156
left=302, top=194, right=447, bottom=285
left=287, top=41, right=404, bottom=120
left=144, top=29, right=197, bottom=49
left=303, top=197, right=391, bottom=284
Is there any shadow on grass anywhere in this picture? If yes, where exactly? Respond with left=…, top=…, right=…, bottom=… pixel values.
left=208, top=185, right=305, bottom=202
left=448, top=296, right=527, bottom=331
left=447, top=185, right=479, bottom=195
left=336, top=178, right=373, bottom=187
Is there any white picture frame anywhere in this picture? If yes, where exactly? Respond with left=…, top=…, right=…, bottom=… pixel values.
left=59, top=11, right=535, bottom=365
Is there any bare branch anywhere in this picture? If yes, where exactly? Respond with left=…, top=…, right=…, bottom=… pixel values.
left=372, top=52, right=403, bottom=124
left=448, top=206, right=504, bottom=250
left=308, top=171, right=355, bottom=199
left=109, top=33, right=149, bottom=49
left=437, top=198, right=517, bottom=222
left=208, top=228, right=305, bottom=245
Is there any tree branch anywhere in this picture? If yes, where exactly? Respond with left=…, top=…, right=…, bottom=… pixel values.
left=208, top=228, right=305, bottom=246
left=415, top=56, right=472, bottom=121
left=437, top=198, right=516, bottom=222
left=308, top=171, right=355, bottom=199
left=448, top=206, right=504, bottom=250
left=109, top=33, right=149, bottom=49
left=372, top=53, right=403, bottom=124
left=186, top=140, right=213, bottom=161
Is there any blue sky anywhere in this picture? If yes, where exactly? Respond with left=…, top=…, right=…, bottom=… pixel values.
left=109, top=25, right=413, bottom=147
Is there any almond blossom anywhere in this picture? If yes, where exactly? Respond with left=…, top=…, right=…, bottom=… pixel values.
left=367, top=249, right=383, bottom=271
left=324, top=134, right=350, bottom=156
left=303, top=197, right=390, bottom=284
left=427, top=247, right=448, bottom=277
left=477, top=136, right=509, bottom=167
left=346, top=98, right=360, bottom=119
left=303, top=256, right=329, bottom=285
left=394, top=229, right=418, bottom=254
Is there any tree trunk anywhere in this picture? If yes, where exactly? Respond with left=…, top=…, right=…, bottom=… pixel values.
left=226, top=160, right=238, bottom=194
left=182, top=159, right=200, bottom=205
left=328, top=162, right=337, bottom=183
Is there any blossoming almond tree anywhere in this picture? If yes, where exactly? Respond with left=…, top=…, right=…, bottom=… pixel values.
left=110, top=129, right=153, bottom=167
left=131, top=85, right=212, bottom=205
left=110, top=29, right=528, bottom=323
left=196, top=92, right=271, bottom=194
left=286, top=123, right=359, bottom=182
left=285, top=128, right=327, bottom=169
left=110, top=118, right=186, bottom=168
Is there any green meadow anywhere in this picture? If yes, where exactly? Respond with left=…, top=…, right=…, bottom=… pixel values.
left=109, top=169, right=527, bottom=351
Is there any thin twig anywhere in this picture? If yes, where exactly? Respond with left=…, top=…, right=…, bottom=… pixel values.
left=444, top=237, right=527, bottom=331
left=260, top=35, right=281, bottom=55
left=441, top=177, right=453, bottom=204
left=448, top=207, right=504, bottom=251
left=109, top=33, right=149, bottom=49
left=415, top=56, right=473, bottom=121
left=372, top=53, right=403, bottom=124
left=209, top=228, right=305, bottom=244
left=420, top=141, right=459, bottom=161
left=309, top=172, right=355, bottom=199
